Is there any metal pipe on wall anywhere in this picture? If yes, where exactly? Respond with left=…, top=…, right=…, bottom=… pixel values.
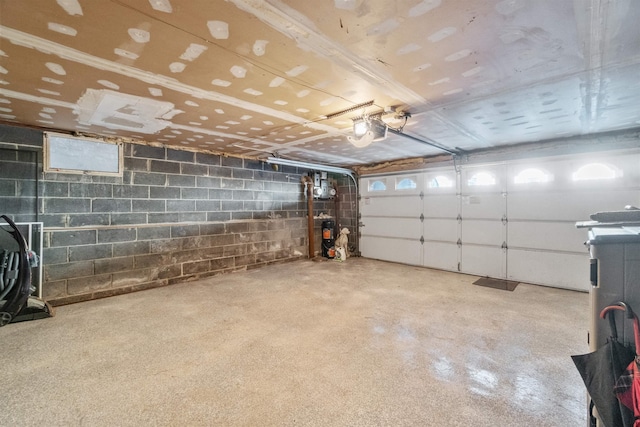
left=301, top=176, right=315, bottom=258
left=267, top=157, right=359, bottom=257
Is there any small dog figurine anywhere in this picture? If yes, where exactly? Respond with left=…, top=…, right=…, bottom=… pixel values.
left=335, top=227, right=350, bottom=258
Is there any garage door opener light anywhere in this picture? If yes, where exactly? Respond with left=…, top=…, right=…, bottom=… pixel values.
left=347, top=115, right=388, bottom=148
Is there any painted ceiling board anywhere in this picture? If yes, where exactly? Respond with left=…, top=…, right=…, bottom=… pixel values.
left=0, top=0, right=639, bottom=167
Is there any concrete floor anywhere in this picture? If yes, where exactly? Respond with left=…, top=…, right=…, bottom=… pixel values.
left=1, top=258, right=589, bottom=426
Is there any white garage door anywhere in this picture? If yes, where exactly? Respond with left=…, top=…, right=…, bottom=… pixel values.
left=506, top=153, right=640, bottom=291
left=358, top=148, right=640, bottom=291
left=459, top=164, right=507, bottom=279
left=422, top=168, right=459, bottom=271
left=360, top=174, right=423, bottom=266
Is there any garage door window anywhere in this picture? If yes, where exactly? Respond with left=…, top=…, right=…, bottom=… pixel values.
left=396, top=177, right=417, bottom=190
left=514, top=168, right=553, bottom=184
left=368, top=179, right=387, bottom=191
left=428, top=175, right=455, bottom=188
left=467, top=171, right=496, bottom=186
left=572, top=163, right=620, bottom=181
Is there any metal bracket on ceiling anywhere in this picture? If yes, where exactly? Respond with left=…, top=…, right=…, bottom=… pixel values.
left=380, top=109, right=461, bottom=156
left=324, top=100, right=375, bottom=120
left=387, top=127, right=460, bottom=156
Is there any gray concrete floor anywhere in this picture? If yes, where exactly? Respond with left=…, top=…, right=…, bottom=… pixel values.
left=1, top=258, right=589, bottom=426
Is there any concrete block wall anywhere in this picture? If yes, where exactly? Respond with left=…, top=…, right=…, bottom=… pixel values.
left=0, top=148, right=39, bottom=222
left=336, top=175, right=358, bottom=253
left=0, top=124, right=354, bottom=305
left=43, top=218, right=308, bottom=305
left=39, top=143, right=314, bottom=227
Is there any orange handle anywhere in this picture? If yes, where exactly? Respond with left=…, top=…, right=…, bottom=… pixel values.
left=600, top=302, right=640, bottom=354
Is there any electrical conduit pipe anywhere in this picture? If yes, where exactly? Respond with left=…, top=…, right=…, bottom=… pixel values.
left=301, top=175, right=315, bottom=258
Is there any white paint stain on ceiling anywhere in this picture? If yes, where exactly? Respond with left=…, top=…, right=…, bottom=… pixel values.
left=0, top=0, right=639, bottom=166
left=56, top=0, right=83, bottom=16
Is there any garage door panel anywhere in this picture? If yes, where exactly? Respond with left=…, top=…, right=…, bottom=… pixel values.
left=507, top=249, right=589, bottom=291
left=508, top=190, right=640, bottom=221
left=462, top=220, right=504, bottom=245
left=508, top=221, right=589, bottom=253
left=424, top=195, right=459, bottom=217
left=424, top=219, right=458, bottom=242
left=360, top=235, right=422, bottom=266
left=424, top=242, right=459, bottom=271
left=359, top=173, right=423, bottom=266
left=461, top=194, right=505, bottom=219
left=360, top=196, right=421, bottom=217
left=360, top=217, right=421, bottom=240
left=461, top=246, right=505, bottom=278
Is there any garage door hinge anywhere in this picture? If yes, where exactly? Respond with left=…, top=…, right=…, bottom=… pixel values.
left=420, top=213, right=424, bottom=222
left=419, top=191, right=424, bottom=200
left=501, top=241, right=508, bottom=249
left=420, top=236, right=424, bottom=244
left=456, top=214, right=462, bottom=222
left=501, top=215, right=508, bottom=224
left=457, top=238, right=462, bottom=247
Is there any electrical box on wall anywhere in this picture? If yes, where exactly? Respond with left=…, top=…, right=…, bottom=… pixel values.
left=310, top=171, right=336, bottom=199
